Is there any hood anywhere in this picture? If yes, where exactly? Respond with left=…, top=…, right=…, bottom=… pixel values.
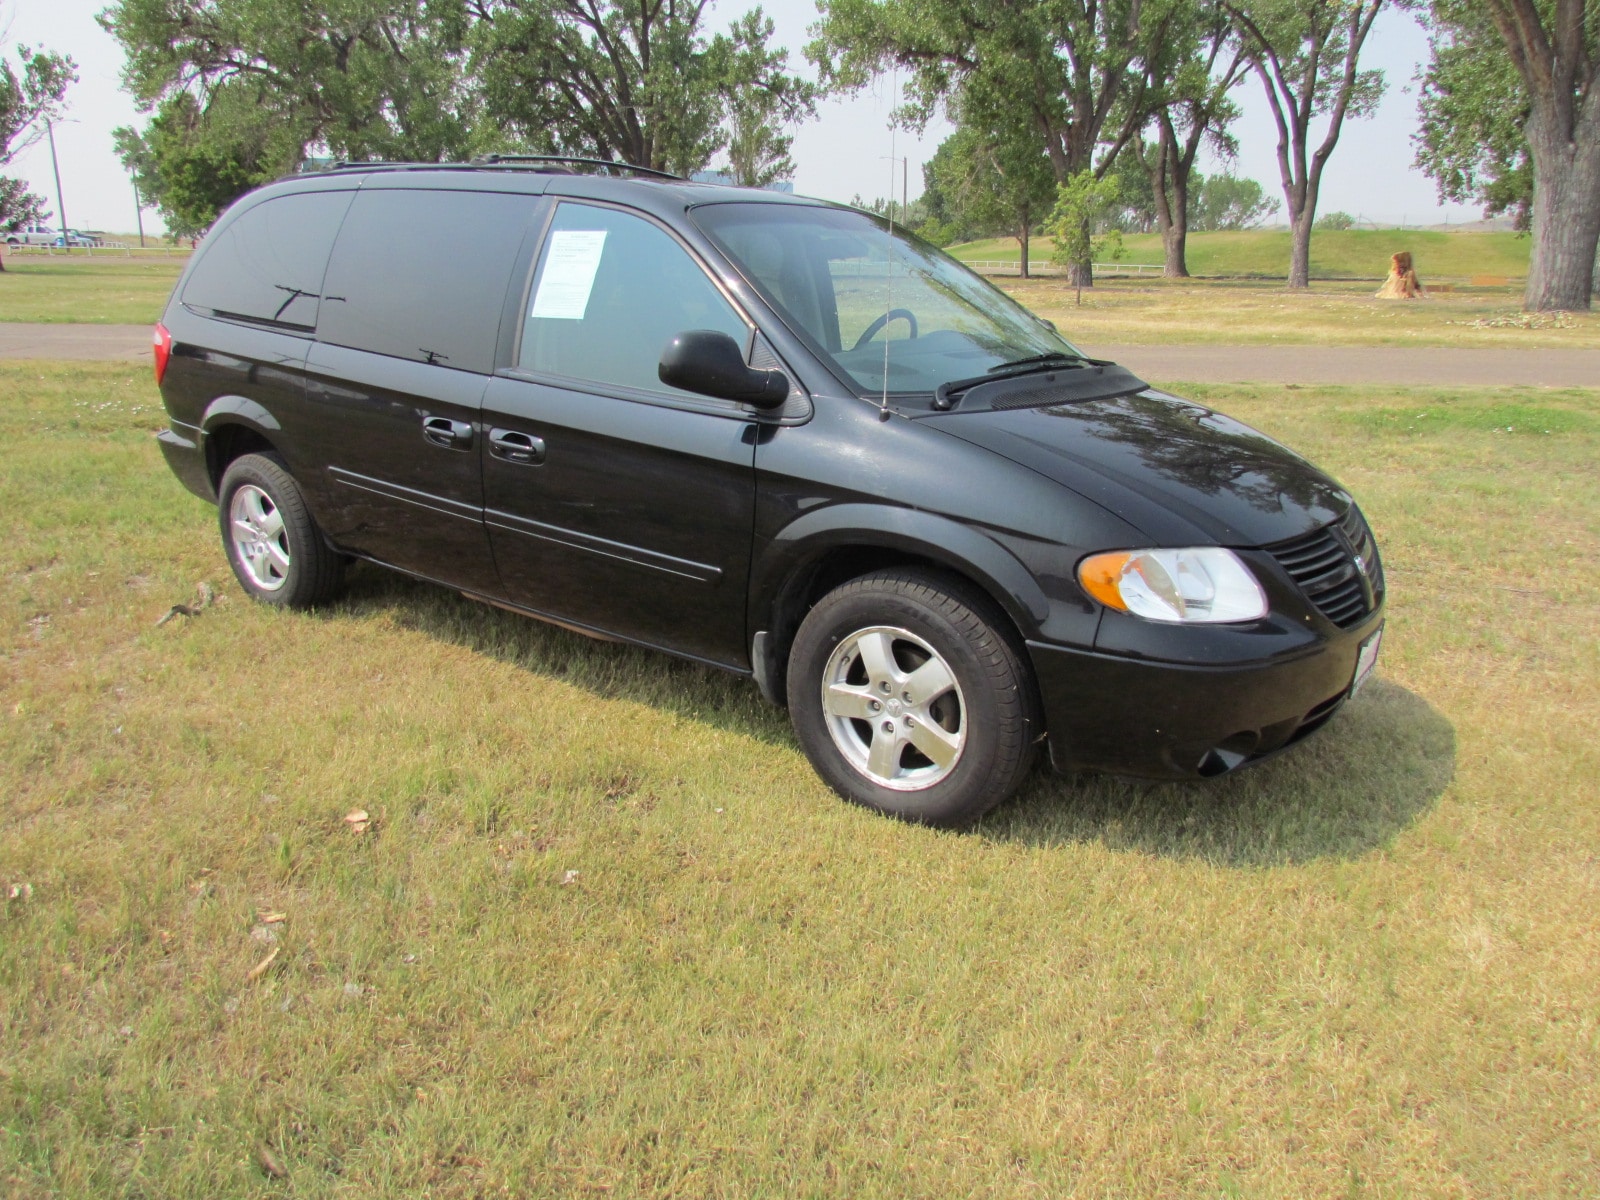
left=921, top=389, right=1348, bottom=547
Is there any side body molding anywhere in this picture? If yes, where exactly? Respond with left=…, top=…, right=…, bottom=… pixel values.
left=752, top=502, right=1052, bottom=639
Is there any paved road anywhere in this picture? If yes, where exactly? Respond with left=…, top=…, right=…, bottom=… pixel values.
left=1, top=324, right=153, bottom=361
left=3, top=323, right=1597, bottom=387
left=1081, top=344, right=1600, bottom=389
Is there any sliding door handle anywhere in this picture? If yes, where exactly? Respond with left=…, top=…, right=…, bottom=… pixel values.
left=423, top=416, right=473, bottom=449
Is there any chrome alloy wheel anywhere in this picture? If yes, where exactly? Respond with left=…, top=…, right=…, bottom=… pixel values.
left=228, top=484, right=290, bottom=591
left=820, top=625, right=966, bottom=791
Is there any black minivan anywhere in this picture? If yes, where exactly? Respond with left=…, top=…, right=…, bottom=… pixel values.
left=153, top=159, right=1384, bottom=826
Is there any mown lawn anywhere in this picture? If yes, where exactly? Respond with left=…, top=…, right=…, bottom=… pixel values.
left=2, top=362, right=1598, bottom=1197
left=0, top=255, right=186, bottom=323
left=950, top=228, right=1534, bottom=281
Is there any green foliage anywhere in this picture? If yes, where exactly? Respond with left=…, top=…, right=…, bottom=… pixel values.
left=0, top=41, right=77, bottom=166
left=1315, top=209, right=1356, bottom=231
left=113, top=89, right=300, bottom=237
left=1048, top=171, right=1126, bottom=270
left=100, top=0, right=474, bottom=163
left=472, top=0, right=813, bottom=177
left=1414, top=1, right=1533, bottom=227
left=0, top=175, right=49, bottom=232
left=923, top=87, right=1057, bottom=252
left=810, top=0, right=1185, bottom=183
left=1189, top=172, right=1280, bottom=230
left=99, top=0, right=480, bottom=232
left=719, top=10, right=815, bottom=186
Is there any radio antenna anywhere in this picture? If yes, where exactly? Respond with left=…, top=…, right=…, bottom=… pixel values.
left=879, top=67, right=897, bottom=423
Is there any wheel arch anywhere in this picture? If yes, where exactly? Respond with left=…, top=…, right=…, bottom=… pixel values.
left=200, top=396, right=284, bottom=491
left=749, top=505, right=1050, bottom=708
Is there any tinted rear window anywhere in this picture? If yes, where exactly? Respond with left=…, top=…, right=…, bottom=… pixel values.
left=316, top=189, right=536, bottom=373
left=183, top=191, right=354, bottom=329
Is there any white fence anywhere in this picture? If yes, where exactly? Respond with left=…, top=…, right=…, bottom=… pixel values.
left=962, top=259, right=1167, bottom=278
left=3, top=242, right=190, bottom=257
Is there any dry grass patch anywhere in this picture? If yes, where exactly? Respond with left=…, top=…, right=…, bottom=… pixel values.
left=2, top=363, right=1598, bottom=1197
left=999, top=277, right=1600, bottom=349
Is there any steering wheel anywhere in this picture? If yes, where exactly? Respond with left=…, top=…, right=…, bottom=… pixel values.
left=851, top=308, right=919, bottom=351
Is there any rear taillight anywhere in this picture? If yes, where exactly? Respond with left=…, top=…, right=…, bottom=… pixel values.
left=153, top=322, right=172, bottom=385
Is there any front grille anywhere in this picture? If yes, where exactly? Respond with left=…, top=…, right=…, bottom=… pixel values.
left=1264, top=506, right=1383, bottom=629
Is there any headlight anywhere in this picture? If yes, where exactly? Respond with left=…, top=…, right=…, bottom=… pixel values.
left=1077, top=547, right=1267, bottom=624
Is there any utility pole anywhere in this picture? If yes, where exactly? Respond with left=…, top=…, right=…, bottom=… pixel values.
left=46, top=119, right=69, bottom=253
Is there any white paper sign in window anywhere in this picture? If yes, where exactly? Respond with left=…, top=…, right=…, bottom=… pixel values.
left=529, top=230, right=608, bottom=320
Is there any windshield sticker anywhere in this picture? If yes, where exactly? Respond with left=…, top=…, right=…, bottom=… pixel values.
left=529, top=230, right=608, bottom=320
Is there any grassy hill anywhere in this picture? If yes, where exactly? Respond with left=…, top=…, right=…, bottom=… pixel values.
left=949, top=229, right=1531, bottom=280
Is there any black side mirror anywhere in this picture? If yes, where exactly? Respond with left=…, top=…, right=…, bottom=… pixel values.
left=659, top=330, right=790, bottom=410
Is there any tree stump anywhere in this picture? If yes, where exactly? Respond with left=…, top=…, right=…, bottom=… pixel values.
left=1375, top=251, right=1425, bottom=299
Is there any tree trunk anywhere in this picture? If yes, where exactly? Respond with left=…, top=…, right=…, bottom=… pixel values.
left=1523, top=110, right=1600, bottom=312
left=1287, top=206, right=1313, bottom=289
left=1164, top=173, right=1191, bottom=278
left=1019, top=226, right=1030, bottom=279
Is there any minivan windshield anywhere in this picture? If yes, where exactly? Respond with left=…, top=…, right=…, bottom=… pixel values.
left=692, top=203, right=1083, bottom=396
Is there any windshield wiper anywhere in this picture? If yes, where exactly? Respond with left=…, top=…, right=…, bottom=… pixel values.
left=933, top=352, right=1096, bottom=411
left=986, top=351, right=1090, bottom=374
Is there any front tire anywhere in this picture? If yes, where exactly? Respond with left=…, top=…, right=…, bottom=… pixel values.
left=217, top=453, right=344, bottom=608
left=787, top=569, right=1039, bottom=827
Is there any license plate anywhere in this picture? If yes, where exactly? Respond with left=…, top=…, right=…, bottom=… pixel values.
left=1350, top=625, right=1383, bottom=696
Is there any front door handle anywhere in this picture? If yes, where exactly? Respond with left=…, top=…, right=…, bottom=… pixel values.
left=489, top=428, right=546, bottom=465
left=423, top=416, right=473, bottom=449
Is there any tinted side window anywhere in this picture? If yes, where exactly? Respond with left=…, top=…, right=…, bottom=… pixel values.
left=318, top=189, right=535, bottom=374
left=519, top=203, right=748, bottom=395
left=183, top=191, right=354, bottom=328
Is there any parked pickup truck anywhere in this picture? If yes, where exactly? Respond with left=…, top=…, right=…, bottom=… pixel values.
left=4, top=225, right=58, bottom=247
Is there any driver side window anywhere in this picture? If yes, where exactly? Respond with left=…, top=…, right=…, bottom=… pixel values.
left=519, top=203, right=750, bottom=396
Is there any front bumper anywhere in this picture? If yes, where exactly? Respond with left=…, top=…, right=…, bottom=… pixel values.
left=1028, top=610, right=1382, bottom=780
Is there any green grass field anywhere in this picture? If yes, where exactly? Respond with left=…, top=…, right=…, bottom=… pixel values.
left=951, top=229, right=1534, bottom=281
left=0, top=255, right=186, bottom=323
left=2, top=361, right=1598, bottom=1196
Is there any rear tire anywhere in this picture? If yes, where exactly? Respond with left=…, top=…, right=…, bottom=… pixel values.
left=787, top=569, right=1039, bottom=827
left=217, top=453, right=345, bottom=608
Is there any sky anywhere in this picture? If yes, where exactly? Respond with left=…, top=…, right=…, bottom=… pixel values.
left=3, top=0, right=1481, bottom=238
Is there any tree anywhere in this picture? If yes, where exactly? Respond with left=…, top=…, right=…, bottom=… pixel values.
left=113, top=88, right=302, bottom=236
left=925, top=86, right=1058, bottom=276
left=719, top=10, right=815, bottom=186
left=1314, top=208, right=1355, bottom=228
left=1128, top=4, right=1248, bottom=275
left=1, top=40, right=76, bottom=266
left=100, top=0, right=477, bottom=220
left=1188, top=171, right=1281, bottom=228
left=810, top=0, right=1184, bottom=286
left=1226, top=0, right=1386, bottom=287
left=0, top=174, right=47, bottom=242
left=470, top=0, right=813, bottom=176
left=1414, top=7, right=1532, bottom=228
left=1048, top=171, right=1125, bottom=303
left=1, top=41, right=76, bottom=164
left=1416, top=0, right=1599, bottom=311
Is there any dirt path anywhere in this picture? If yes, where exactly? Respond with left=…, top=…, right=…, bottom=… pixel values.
left=3, top=323, right=1597, bottom=387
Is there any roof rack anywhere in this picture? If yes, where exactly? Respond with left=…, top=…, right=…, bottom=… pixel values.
left=297, top=157, right=683, bottom=182
left=472, top=154, right=682, bottom=181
